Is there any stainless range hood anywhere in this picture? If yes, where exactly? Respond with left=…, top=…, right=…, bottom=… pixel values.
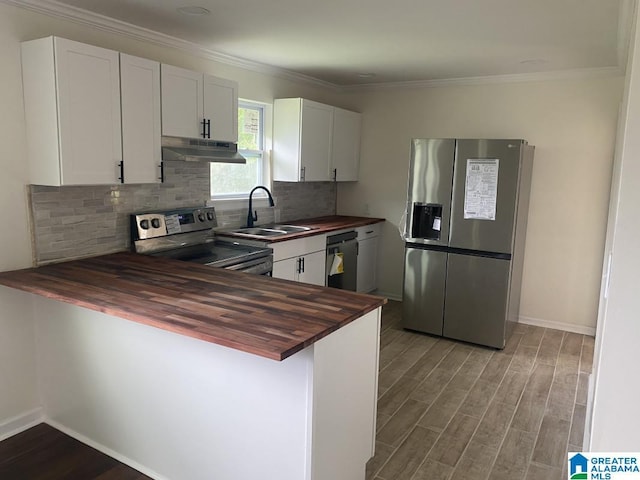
left=161, top=136, right=246, bottom=163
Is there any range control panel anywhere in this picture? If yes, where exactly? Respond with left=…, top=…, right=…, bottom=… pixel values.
left=132, top=207, right=218, bottom=240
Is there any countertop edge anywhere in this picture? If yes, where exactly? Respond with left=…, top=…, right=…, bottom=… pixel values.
left=0, top=254, right=387, bottom=362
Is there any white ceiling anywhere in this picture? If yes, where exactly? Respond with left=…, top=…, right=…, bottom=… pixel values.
left=26, top=0, right=634, bottom=86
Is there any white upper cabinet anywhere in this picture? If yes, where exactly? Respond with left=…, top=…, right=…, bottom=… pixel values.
left=203, top=75, right=238, bottom=143
left=273, top=98, right=333, bottom=182
left=161, top=64, right=238, bottom=142
left=273, top=98, right=361, bottom=182
left=21, top=37, right=123, bottom=186
left=330, top=107, right=362, bottom=182
left=120, top=54, right=162, bottom=184
left=160, top=64, right=203, bottom=139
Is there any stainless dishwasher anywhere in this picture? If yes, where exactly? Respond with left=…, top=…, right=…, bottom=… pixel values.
left=326, top=231, right=358, bottom=291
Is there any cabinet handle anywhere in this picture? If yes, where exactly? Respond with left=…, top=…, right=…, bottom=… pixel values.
left=333, top=168, right=337, bottom=181
left=300, top=166, right=306, bottom=181
left=365, top=230, right=374, bottom=234
left=201, top=119, right=211, bottom=139
left=296, top=257, right=302, bottom=274
left=301, top=256, right=305, bottom=273
left=159, top=162, right=164, bottom=183
left=117, top=161, right=124, bottom=183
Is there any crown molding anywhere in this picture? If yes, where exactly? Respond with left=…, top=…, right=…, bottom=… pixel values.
left=1, top=0, right=628, bottom=93
left=342, top=66, right=626, bottom=92
left=0, top=0, right=340, bottom=91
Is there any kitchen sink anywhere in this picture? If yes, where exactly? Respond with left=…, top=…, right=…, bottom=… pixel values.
left=268, top=224, right=313, bottom=233
left=228, top=224, right=315, bottom=237
left=229, top=227, right=288, bottom=236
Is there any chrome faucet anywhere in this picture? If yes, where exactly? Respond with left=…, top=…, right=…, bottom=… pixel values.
left=246, top=186, right=275, bottom=228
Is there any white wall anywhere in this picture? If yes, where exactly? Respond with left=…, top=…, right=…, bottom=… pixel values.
left=589, top=1, right=640, bottom=450
left=0, top=5, right=39, bottom=432
left=339, top=77, right=622, bottom=333
left=0, top=1, right=347, bottom=429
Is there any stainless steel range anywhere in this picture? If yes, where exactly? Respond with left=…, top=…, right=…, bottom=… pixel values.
left=131, top=206, right=273, bottom=275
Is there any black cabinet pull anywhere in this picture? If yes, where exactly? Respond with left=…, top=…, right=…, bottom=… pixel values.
left=201, top=118, right=211, bottom=139
left=333, top=168, right=337, bottom=181
left=301, top=256, right=305, bottom=273
left=118, top=161, right=124, bottom=183
left=159, top=162, right=164, bottom=183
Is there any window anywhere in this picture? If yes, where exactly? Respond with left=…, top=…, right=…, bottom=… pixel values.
left=210, top=101, right=268, bottom=200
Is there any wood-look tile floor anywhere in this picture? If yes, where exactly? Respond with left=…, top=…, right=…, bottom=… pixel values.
left=368, top=300, right=593, bottom=480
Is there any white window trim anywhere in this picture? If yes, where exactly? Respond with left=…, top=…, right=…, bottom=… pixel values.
left=209, top=100, right=272, bottom=211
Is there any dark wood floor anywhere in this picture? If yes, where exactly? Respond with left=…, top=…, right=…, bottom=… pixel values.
left=0, top=423, right=150, bottom=479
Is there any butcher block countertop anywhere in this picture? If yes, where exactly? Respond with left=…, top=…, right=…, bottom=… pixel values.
left=219, top=215, right=385, bottom=242
left=0, top=252, right=386, bottom=361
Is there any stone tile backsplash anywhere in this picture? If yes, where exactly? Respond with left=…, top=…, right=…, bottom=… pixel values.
left=29, top=165, right=336, bottom=265
left=272, top=181, right=337, bottom=223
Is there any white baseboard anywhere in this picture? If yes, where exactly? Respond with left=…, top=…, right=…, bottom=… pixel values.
left=0, top=407, right=44, bottom=441
left=44, top=418, right=169, bottom=480
left=519, top=315, right=596, bottom=336
left=374, top=300, right=596, bottom=336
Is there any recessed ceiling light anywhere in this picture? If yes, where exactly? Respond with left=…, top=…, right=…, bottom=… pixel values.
left=357, top=73, right=376, bottom=79
left=177, top=6, right=210, bottom=15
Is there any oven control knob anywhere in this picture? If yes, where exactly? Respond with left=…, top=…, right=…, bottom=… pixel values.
left=206, top=211, right=215, bottom=221
left=151, top=218, right=161, bottom=229
left=140, top=219, right=150, bottom=230
left=198, top=213, right=206, bottom=222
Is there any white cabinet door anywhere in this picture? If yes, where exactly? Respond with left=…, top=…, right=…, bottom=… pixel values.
left=299, top=250, right=326, bottom=286
left=300, top=100, right=332, bottom=181
left=22, top=37, right=122, bottom=186
left=160, top=64, right=203, bottom=138
left=203, top=74, right=238, bottom=142
left=271, top=236, right=326, bottom=285
left=272, top=257, right=298, bottom=281
left=357, top=237, right=378, bottom=293
left=273, top=98, right=332, bottom=182
left=331, top=107, right=361, bottom=181
left=55, top=38, right=122, bottom=185
left=120, top=54, right=161, bottom=184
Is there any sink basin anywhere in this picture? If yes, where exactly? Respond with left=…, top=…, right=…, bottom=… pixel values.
left=230, top=227, right=288, bottom=236
left=228, top=224, right=315, bottom=237
left=269, top=224, right=313, bottom=233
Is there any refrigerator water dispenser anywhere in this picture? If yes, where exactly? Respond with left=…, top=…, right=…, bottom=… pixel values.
left=411, top=203, right=443, bottom=240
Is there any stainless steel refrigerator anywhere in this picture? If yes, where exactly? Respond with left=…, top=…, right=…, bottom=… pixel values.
left=402, top=139, right=534, bottom=348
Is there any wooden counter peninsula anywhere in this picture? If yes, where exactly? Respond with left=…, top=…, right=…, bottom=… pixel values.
left=0, top=252, right=386, bottom=480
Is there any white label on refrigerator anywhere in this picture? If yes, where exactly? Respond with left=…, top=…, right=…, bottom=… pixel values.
left=433, top=217, right=441, bottom=231
left=464, top=159, right=499, bottom=220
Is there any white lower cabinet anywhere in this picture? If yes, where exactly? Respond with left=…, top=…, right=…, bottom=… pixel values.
left=271, top=236, right=326, bottom=286
left=272, top=256, right=297, bottom=281
left=356, top=224, right=382, bottom=293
